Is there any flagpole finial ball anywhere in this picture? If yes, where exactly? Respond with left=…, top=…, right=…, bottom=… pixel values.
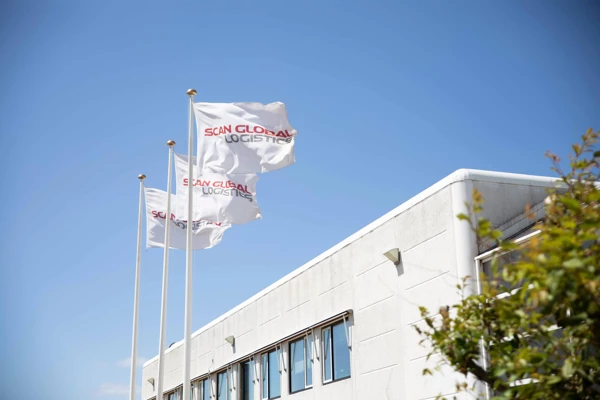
left=138, top=174, right=146, bottom=181
left=186, top=88, right=197, bottom=96
left=167, top=140, right=176, bottom=147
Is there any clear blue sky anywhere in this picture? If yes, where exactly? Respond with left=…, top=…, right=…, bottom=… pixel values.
left=1, top=1, right=599, bottom=399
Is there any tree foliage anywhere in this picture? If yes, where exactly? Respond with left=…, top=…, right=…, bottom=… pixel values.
left=415, top=129, right=600, bottom=399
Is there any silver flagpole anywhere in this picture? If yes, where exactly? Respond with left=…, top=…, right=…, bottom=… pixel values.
left=156, top=140, right=176, bottom=400
left=182, top=88, right=196, bottom=400
left=129, top=173, right=146, bottom=400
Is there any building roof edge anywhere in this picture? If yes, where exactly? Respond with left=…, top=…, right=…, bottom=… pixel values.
left=143, top=168, right=558, bottom=368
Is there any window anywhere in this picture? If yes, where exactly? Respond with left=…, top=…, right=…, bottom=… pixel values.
left=479, top=229, right=541, bottom=292
left=241, top=359, right=254, bottom=400
left=261, top=348, right=281, bottom=399
left=322, top=321, right=351, bottom=383
left=217, top=370, right=230, bottom=400
left=476, top=230, right=562, bottom=394
left=289, top=334, right=313, bottom=393
left=200, top=378, right=211, bottom=400
left=190, top=382, right=196, bottom=400
left=482, top=248, right=524, bottom=289
left=167, top=390, right=180, bottom=400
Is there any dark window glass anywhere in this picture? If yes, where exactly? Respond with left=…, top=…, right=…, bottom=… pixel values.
left=241, top=360, right=254, bottom=400
left=482, top=249, right=524, bottom=289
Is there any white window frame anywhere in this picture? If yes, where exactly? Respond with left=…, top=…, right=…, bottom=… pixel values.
left=475, top=230, right=541, bottom=295
left=261, top=348, right=280, bottom=400
left=167, top=389, right=181, bottom=400
left=289, top=333, right=314, bottom=393
left=217, top=369, right=230, bottom=400
left=261, top=353, right=269, bottom=400
left=342, top=315, right=351, bottom=349
left=198, top=377, right=208, bottom=400
left=475, top=230, right=541, bottom=400
left=311, top=328, right=318, bottom=361
left=322, top=326, right=333, bottom=384
left=305, top=333, right=313, bottom=388
left=189, top=381, right=196, bottom=400
left=228, top=366, right=234, bottom=392
left=252, top=355, right=259, bottom=383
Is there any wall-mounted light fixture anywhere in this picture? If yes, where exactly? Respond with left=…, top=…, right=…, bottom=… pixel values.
left=383, top=248, right=401, bottom=265
left=225, top=335, right=235, bottom=346
left=148, top=377, right=155, bottom=391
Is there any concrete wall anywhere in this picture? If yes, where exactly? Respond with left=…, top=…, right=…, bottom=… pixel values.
left=142, top=169, right=558, bottom=400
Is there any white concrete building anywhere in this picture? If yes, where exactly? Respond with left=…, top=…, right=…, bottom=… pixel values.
left=142, top=169, right=557, bottom=400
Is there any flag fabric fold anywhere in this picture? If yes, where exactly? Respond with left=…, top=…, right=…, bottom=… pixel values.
left=175, top=153, right=261, bottom=225
left=194, top=101, right=297, bottom=174
left=144, top=187, right=229, bottom=250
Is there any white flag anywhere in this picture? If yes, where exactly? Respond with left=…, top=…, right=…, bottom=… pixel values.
left=194, top=102, right=297, bottom=174
left=175, top=153, right=261, bottom=224
left=145, top=187, right=229, bottom=250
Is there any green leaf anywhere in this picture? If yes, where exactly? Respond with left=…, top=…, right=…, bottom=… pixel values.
left=560, top=197, right=581, bottom=211
left=563, top=258, right=584, bottom=269
left=457, top=213, right=470, bottom=221
left=530, top=353, right=545, bottom=364
left=561, top=359, right=574, bottom=378
left=547, top=375, right=562, bottom=385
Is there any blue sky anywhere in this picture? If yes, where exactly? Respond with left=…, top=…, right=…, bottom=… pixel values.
left=1, top=1, right=599, bottom=399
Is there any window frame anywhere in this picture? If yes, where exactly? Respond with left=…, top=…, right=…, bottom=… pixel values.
left=241, top=358, right=255, bottom=400
left=167, top=389, right=181, bottom=400
left=217, top=369, right=230, bottom=400
left=475, top=230, right=542, bottom=398
left=261, top=348, right=281, bottom=399
left=475, top=230, right=541, bottom=291
left=321, top=320, right=351, bottom=384
left=322, top=326, right=332, bottom=383
left=189, top=381, right=196, bottom=400
left=199, top=377, right=211, bottom=400
left=288, top=334, right=313, bottom=394
left=305, top=334, right=313, bottom=388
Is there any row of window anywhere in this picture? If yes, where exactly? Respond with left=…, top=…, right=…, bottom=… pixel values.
left=476, top=229, right=566, bottom=395
left=163, top=320, right=351, bottom=400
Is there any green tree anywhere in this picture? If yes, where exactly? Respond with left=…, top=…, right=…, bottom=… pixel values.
left=415, top=128, right=600, bottom=399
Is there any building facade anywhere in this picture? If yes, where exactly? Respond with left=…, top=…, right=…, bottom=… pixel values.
left=142, top=169, right=557, bottom=400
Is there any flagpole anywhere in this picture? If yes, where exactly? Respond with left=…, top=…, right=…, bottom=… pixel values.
left=182, top=88, right=196, bottom=400
left=156, top=140, right=176, bottom=400
left=129, top=173, right=146, bottom=400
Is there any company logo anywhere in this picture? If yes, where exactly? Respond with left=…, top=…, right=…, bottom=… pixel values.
left=151, top=210, right=223, bottom=231
left=204, top=124, right=294, bottom=145
left=182, top=178, right=254, bottom=202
